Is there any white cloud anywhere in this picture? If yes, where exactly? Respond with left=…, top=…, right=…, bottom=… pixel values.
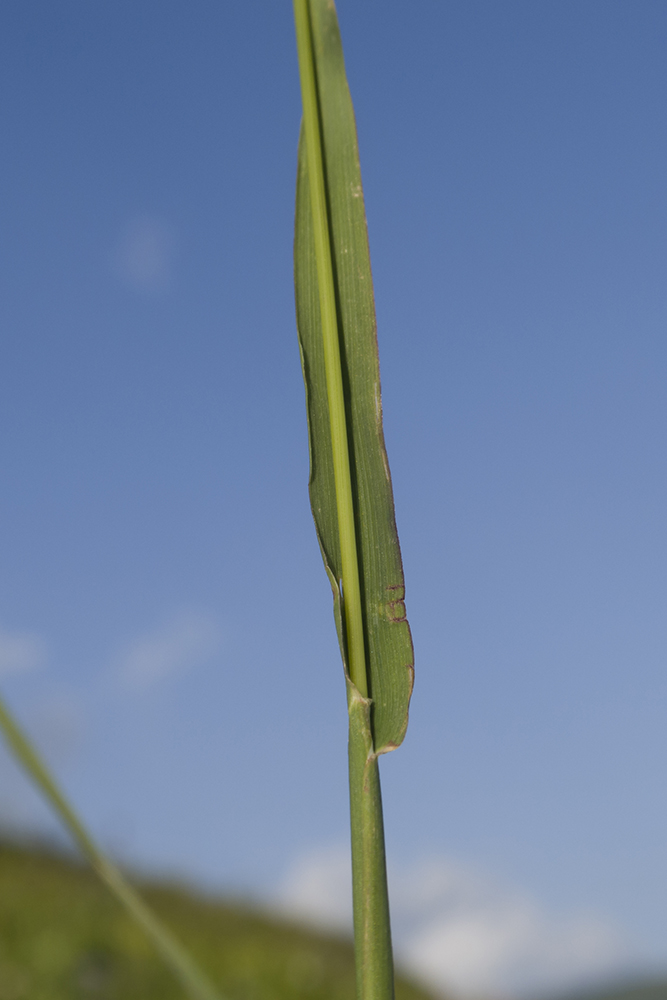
left=275, top=847, right=640, bottom=999
left=0, top=626, right=45, bottom=678
left=114, top=215, right=176, bottom=293
left=396, top=859, right=631, bottom=999
left=114, top=610, right=222, bottom=692
left=277, top=845, right=353, bottom=930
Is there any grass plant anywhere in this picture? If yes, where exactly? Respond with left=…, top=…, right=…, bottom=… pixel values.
left=0, top=4, right=412, bottom=998
left=293, top=3, right=414, bottom=998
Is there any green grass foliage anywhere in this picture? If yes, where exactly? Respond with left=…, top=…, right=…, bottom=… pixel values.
left=0, top=839, right=436, bottom=1000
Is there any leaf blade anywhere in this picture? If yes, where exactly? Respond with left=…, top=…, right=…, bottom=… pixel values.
left=294, top=0, right=414, bottom=753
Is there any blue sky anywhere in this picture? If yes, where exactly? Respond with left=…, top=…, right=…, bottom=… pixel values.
left=1, top=2, right=667, bottom=995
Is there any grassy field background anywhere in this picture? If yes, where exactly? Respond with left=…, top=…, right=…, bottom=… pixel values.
left=0, top=839, right=436, bottom=1000
left=2, top=838, right=667, bottom=1000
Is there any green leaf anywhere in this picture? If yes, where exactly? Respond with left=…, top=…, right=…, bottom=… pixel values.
left=294, top=0, right=414, bottom=754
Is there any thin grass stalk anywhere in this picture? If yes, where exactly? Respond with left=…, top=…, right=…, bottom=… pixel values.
left=0, top=694, right=223, bottom=1000
left=292, top=3, right=395, bottom=998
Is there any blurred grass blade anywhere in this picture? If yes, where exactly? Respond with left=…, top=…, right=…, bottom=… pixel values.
left=0, top=694, right=223, bottom=1000
left=293, top=2, right=414, bottom=999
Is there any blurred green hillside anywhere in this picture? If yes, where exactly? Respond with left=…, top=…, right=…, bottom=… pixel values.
left=0, top=839, right=436, bottom=1000
left=3, top=838, right=666, bottom=1000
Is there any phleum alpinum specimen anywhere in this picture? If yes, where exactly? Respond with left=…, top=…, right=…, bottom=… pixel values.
left=293, top=3, right=415, bottom=998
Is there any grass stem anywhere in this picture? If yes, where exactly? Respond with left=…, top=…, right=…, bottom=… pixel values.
left=293, top=3, right=396, bottom=998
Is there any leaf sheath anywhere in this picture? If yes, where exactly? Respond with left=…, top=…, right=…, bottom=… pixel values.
left=293, top=0, right=414, bottom=755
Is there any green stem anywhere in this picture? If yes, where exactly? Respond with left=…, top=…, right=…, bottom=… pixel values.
left=293, top=3, right=395, bottom=998
left=348, top=689, right=395, bottom=1000
left=0, top=695, right=223, bottom=1000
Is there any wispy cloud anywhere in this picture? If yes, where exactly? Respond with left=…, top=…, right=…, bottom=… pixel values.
left=276, top=846, right=641, bottom=999
left=0, top=626, right=45, bottom=678
left=394, top=858, right=633, bottom=999
left=113, top=215, right=176, bottom=293
left=114, top=610, right=222, bottom=692
left=277, top=845, right=353, bottom=929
